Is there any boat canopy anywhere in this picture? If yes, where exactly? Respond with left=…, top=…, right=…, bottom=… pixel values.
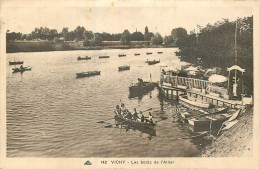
left=185, top=66, right=198, bottom=71
left=227, top=65, right=245, bottom=73
left=208, top=74, right=227, bottom=83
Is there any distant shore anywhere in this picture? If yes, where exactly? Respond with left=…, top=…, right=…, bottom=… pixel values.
left=6, top=41, right=176, bottom=53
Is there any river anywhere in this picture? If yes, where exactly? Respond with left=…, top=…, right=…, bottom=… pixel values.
left=6, top=48, right=205, bottom=157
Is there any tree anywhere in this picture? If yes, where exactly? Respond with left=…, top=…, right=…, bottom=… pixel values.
left=83, top=31, right=94, bottom=40
left=131, top=31, right=144, bottom=41
left=74, top=26, right=86, bottom=41
left=150, top=32, right=163, bottom=45
left=93, top=36, right=103, bottom=46
left=49, top=29, right=58, bottom=41
left=163, top=35, right=175, bottom=46
left=62, top=27, right=69, bottom=41
left=144, top=26, right=151, bottom=41
left=171, top=27, right=187, bottom=39
left=121, top=29, right=131, bottom=45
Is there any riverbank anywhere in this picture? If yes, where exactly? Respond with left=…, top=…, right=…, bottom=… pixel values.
left=200, top=107, right=253, bottom=157
left=6, top=41, right=175, bottom=53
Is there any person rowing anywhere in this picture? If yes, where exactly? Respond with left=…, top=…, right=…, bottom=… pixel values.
left=140, top=111, right=145, bottom=122
left=132, top=108, right=138, bottom=120
left=124, top=109, right=133, bottom=119
left=147, top=112, right=154, bottom=123
left=20, top=64, right=25, bottom=71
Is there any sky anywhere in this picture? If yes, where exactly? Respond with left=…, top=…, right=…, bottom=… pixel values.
left=2, top=2, right=253, bottom=35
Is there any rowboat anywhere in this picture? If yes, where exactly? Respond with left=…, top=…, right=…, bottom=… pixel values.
left=134, top=53, right=140, bottom=56
left=76, top=71, right=101, bottom=78
left=77, top=56, right=91, bottom=60
left=157, top=52, right=163, bottom=54
left=146, top=52, right=152, bottom=55
left=177, top=106, right=228, bottom=123
left=9, top=61, right=24, bottom=65
left=179, top=95, right=209, bottom=108
left=187, top=111, right=232, bottom=132
left=12, top=66, right=31, bottom=73
left=99, top=55, right=110, bottom=59
left=147, top=59, right=160, bottom=65
left=114, top=114, right=156, bottom=129
left=118, top=65, right=130, bottom=71
left=118, top=54, right=126, bottom=57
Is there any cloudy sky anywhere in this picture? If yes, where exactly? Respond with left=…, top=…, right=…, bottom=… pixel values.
left=2, top=1, right=253, bottom=35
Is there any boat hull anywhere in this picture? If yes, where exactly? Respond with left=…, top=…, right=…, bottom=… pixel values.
left=114, top=114, right=156, bottom=129
left=179, top=95, right=209, bottom=108
left=12, top=67, right=31, bottom=73
left=118, top=55, right=126, bottom=57
left=188, top=115, right=231, bottom=133
left=9, top=61, right=24, bottom=65
left=147, top=60, right=160, bottom=65
left=76, top=71, right=101, bottom=78
left=78, top=57, right=91, bottom=60
left=129, top=82, right=157, bottom=95
left=118, top=66, right=130, bottom=71
left=99, top=56, right=109, bottom=59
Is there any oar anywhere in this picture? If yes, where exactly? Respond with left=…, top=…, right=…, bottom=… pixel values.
left=142, top=108, right=152, bottom=113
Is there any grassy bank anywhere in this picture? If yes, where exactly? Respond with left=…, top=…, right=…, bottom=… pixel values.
left=200, top=107, right=253, bottom=157
left=6, top=41, right=171, bottom=53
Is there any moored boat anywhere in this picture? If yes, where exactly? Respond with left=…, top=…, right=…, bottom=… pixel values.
left=118, top=54, right=126, bottom=57
left=129, top=79, right=158, bottom=96
left=76, top=71, right=101, bottom=78
left=179, top=94, right=209, bottom=108
left=99, top=55, right=110, bottom=59
left=9, top=61, right=24, bottom=65
left=187, top=110, right=233, bottom=132
left=77, top=56, right=91, bottom=60
left=118, top=65, right=130, bottom=71
left=12, top=66, right=32, bottom=73
left=147, top=59, right=160, bottom=65
left=177, top=106, right=228, bottom=123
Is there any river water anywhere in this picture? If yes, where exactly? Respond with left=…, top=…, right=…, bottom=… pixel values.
left=6, top=48, right=204, bottom=157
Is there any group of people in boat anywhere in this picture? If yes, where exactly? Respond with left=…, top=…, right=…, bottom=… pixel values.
left=115, top=101, right=154, bottom=124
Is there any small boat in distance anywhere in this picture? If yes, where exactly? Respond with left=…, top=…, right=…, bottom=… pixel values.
left=77, top=56, right=91, bottom=60
left=9, top=61, right=24, bottom=65
left=118, top=65, right=130, bottom=71
left=76, top=71, right=101, bottom=78
left=12, top=66, right=32, bottom=73
left=146, top=52, right=152, bottom=55
left=157, top=52, right=163, bottom=54
left=134, top=53, right=140, bottom=56
left=99, top=55, right=110, bottom=59
left=147, top=59, right=160, bottom=65
left=118, top=54, right=126, bottom=57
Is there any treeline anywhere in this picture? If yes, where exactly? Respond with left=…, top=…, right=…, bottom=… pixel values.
left=177, top=16, right=253, bottom=95
left=6, top=26, right=186, bottom=46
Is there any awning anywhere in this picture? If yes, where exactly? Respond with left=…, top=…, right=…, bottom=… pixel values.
left=185, top=66, right=198, bottom=71
left=227, top=65, right=245, bottom=73
left=208, top=74, right=227, bottom=83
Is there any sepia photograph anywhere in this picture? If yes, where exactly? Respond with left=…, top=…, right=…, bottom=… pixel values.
left=0, top=0, right=259, bottom=168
